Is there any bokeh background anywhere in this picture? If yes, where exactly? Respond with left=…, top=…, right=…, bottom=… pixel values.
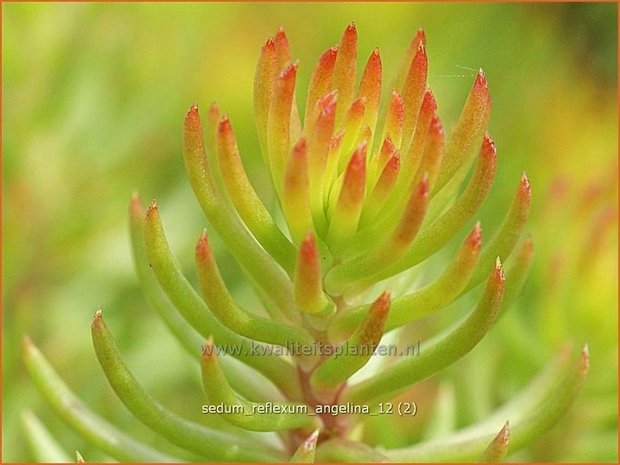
left=3, top=2, right=617, bottom=462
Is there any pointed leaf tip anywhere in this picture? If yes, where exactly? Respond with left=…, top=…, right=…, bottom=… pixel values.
left=416, top=28, right=426, bottom=45
left=300, top=233, right=317, bottom=259
left=185, top=104, right=201, bottom=131
left=495, top=257, right=505, bottom=282
left=421, top=90, right=437, bottom=113
left=580, top=344, right=590, bottom=372
left=145, top=199, right=158, bottom=218
left=482, top=132, right=496, bottom=157
left=195, top=229, right=212, bottom=262
left=475, top=68, right=487, bottom=87
left=469, top=222, right=483, bottom=250
left=520, top=172, right=531, bottom=195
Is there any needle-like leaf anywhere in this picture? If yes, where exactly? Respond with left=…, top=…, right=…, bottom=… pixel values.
left=130, top=195, right=281, bottom=402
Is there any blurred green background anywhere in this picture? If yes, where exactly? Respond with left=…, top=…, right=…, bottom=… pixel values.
left=3, top=2, right=617, bottom=462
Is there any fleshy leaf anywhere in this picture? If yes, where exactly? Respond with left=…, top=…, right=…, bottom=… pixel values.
left=326, top=143, right=367, bottom=252
left=325, top=175, right=429, bottom=294
left=343, top=259, right=505, bottom=405
left=282, top=137, right=313, bottom=243
left=311, top=292, right=390, bottom=392
left=21, top=410, right=72, bottom=463
left=329, top=222, right=482, bottom=341
left=23, top=337, right=182, bottom=462
left=195, top=230, right=314, bottom=347
left=216, top=116, right=296, bottom=273
left=333, top=23, right=358, bottom=125
left=183, top=105, right=298, bottom=318
left=143, top=200, right=302, bottom=399
left=200, top=338, right=320, bottom=432
left=268, top=61, right=299, bottom=193
left=294, top=233, right=333, bottom=315
left=91, top=311, right=285, bottom=461
left=387, top=345, right=589, bottom=461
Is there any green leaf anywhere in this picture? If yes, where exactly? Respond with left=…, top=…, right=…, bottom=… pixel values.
left=183, top=104, right=299, bottom=322
left=200, top=338, right=319, bottom=432
left=328, top=222, right=482, bottom=341
left=90, top=311, right=285, bottom=462
left=22, top=337, right=181, bottom=462
left=143, top=200, right=302, bottom=400
left=195, top=230, right=314, bottom=347
left=387, top=345, right=589, bottom=461
left=462, top=173, right=531, bottom=294
left=216, top=115, right=297, bottom=272
left=129, top=195, right=282, bottom=403
left=343, top=260, right=505, bottom=405
left=21, top=410, right=72, bottom=463
left=311, top=292, right=390, bottom=393
left=324, top=175, right=429, bottom=295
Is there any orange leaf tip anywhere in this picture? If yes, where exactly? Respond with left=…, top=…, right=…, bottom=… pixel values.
left=481, top=132, right=496, bottom=158
left=474, top=68, right=488, bottom=92
left=469, top=222, right=483, bottom=251
left=195, top=229, right=212, bottom=261
left=185, top=104, right=201, bottom=131
left=520, top=172, right=531, bottom=196
left=300, top=233, right=318, bottom=261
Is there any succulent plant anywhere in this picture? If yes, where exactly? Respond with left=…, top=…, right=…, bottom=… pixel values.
left=23, top=24, right=589, bottom=462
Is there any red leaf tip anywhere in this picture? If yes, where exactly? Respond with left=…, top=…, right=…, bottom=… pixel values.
left=520, top=172, right=531, bottom=194
left=482, top=132, right=496, bottom=157
left=374, top=291, right=391, bottom=314
left=469, top=221, right=483, bottom=250
left=300, top=233, right=318, bottom=260
left=474, top=69, right=488, bottom=91
left=293, top=137, right=307, bottom=156
left=185, top=104, right=201, bottom=130
left=264, top=36, right=275, bottom=49
left=418, top=173, right=430, bottom=197
left=195, top=229, right=212, bottom=261
left=279, top=60, right=299, bottom=80
left=218, top=114, right=232, bottom=133
left=421, top=89, right=437, bottom=113
left=497, top=421, right=510, bottom=445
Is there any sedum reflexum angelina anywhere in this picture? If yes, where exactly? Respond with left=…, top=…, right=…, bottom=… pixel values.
left=24, top=24, right=588, bottom=462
